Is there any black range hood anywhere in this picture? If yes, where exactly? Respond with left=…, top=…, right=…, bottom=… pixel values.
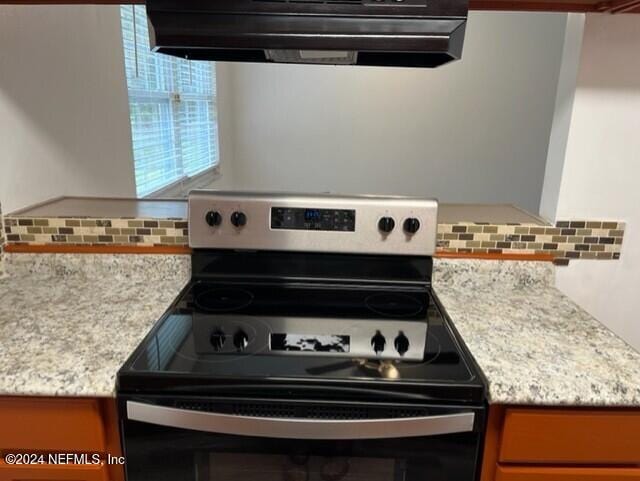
left=146, top=0, right=469, bottom=68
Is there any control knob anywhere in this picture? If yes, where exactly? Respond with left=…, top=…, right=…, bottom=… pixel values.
left=378, top=217, right=395, bottom=234
left=371, top=330, right=386, bottom=355
left=230, top=211, right=247, bottom=228
left=233, top=329, right=249, bottom=352
left=394, top=331, right=410, bottom=356
left=403, top=218, right=420, bottom=235
left=210, top=329, right=226, bottom=351
left=205, top=210, right=222, bottom=227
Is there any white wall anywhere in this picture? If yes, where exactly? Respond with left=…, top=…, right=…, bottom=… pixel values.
left=551, top=14, right=640, bottom=351
left=539, top=14, right=585, bottom=221
left=0, top=5, right=136, bottom=213
left=215, top=12, right=568, bottom=213
left=0, top=8, right=567, bottom=213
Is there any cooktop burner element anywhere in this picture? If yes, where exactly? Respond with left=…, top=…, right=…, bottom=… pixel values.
left=121, top=283, right=474, bottom=390
left=365, top=293, right=425, bottom=317
left=194, top=287, right=254, bottom=312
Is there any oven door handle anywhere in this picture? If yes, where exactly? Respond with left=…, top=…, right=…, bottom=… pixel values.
left=126, top=401, right=475, bottom=439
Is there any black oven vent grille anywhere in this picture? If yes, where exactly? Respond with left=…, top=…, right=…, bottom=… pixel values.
left=174, top=400, right=431, bottom=420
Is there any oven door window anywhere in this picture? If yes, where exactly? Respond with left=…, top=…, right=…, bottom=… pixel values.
left=121, top=400, right=483, bottom=481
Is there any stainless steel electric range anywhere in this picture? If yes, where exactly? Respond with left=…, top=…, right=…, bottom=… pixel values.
left=117, top=191, right=487, bottom=481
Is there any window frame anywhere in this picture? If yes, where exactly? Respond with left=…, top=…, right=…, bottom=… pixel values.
left=120, top=5, right=220, bottom=198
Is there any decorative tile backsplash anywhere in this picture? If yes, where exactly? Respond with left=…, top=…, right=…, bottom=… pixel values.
left=4, top=217, right=188, bottom=247
left=0, top=202, right=5, bottom=277
left=3, top=215, right=626, bottom=266
left=437, top=220, right=625, bottom=265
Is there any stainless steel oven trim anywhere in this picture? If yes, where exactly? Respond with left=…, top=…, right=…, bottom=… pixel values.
left=126, top=401, right=475, bottom=439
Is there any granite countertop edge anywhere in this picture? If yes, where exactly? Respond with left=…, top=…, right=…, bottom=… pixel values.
left=433, top=259, right=640, bottom=407
left=0, top=253, right=191, bottom=399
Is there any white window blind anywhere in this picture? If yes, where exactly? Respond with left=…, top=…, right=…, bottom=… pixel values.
left=120, top=5, right=219, bottom=197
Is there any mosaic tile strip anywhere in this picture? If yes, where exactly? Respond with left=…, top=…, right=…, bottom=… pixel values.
left=437, top=220, right=625, bottom=265
left=3, top=216, right=626, bottom=265
left=0, top=203, right=5, bottom=277
left=3, top=217, right=188, bottom=247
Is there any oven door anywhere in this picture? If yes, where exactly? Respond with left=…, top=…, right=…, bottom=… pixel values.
left=120, top=396, right=485, bottom=481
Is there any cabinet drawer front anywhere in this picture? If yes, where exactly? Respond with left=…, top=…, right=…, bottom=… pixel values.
left=496, top=466, right=640, bottom=481
left=0, top=398, right=105, bottom=452
left=0, top=461, right=109, bottom=481
left=500, top=409, right=640, bottom=465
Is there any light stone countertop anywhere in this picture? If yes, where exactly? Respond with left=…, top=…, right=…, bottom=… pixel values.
left=0, top=254, right=190, bottom=397
left=1, top=254, right=639, bottom=405
left=433, top=259, right=640, bottom=406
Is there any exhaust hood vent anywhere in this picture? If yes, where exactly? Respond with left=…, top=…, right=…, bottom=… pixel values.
left=266, top=49, right=358, bottom=64
left=146, top=0, right=468, bottom=68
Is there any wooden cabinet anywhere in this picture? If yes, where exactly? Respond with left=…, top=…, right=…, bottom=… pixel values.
left=0, top=398, right=106, bottom=452
left=496, top=466, right=640, bottom=481
left=0, top=462, right=109, bottom=481
left=500, top=409, right=640, bottom=465
left=482, top=407, right=640, bottom=481
left=0, top=397, right=123, bottom=481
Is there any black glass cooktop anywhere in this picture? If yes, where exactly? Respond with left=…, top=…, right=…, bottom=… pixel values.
left=118, top=280, right=484, bottom=403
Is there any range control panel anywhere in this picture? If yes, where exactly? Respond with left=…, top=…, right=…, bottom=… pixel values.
left=193, top=315, right=428, bottom=361
left=189, top=190, right=438, bottom=256
left=271, top=207, right=356, bottom=232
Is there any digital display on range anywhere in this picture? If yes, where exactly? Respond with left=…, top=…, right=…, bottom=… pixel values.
left=304, top=209, right=321, bottom=222
left=271, top=207, right=356, bottom=232
left=270, top=334, right=350, bottom=353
